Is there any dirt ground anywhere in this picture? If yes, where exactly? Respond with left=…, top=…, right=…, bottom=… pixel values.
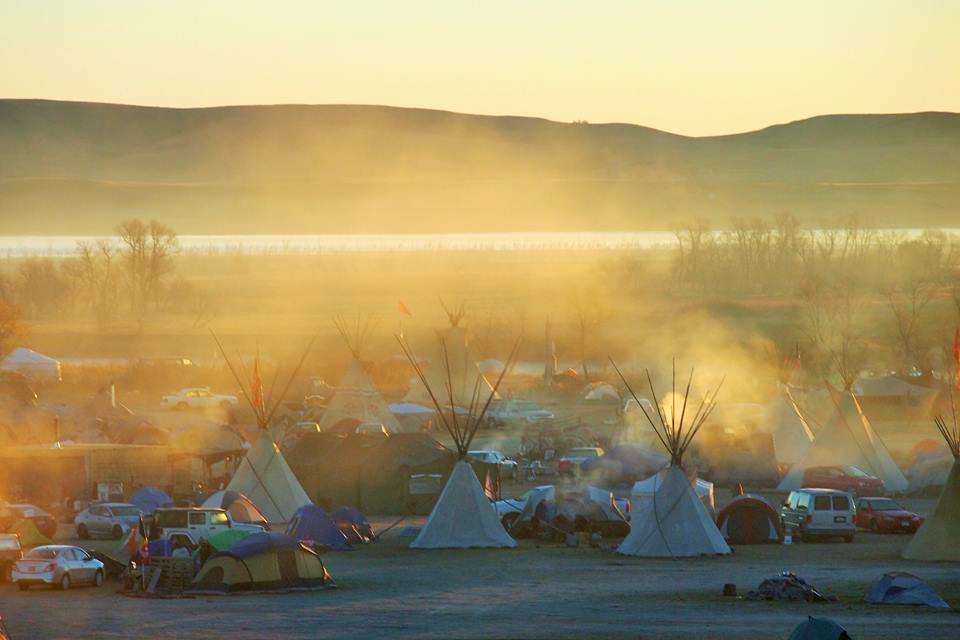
left=1, top=516, right=958, bottom=640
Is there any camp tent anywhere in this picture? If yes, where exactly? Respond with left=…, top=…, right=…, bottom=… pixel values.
left=787, top=617, right=851, bottom=640
left=903, top=409, right=960, bottom=561
left=906, top=445, right=953, bottom=494
left=129, top=487, right=173, bottom=514
left=761, top=385, right=815, bottom=465
left=285, top=505, right=351, bottom=551
left=397, top=330, right=516, bottom=549
left=9, top=519, right=52, bottom=547
left=777, top=390, right=908, bottom=493
left=631, top=470, right=715, bottom=516
left=208, top=528, right=253, bottom=552
left=226, top=431, right=312, bottom=525
left=864, top=572, right=949, bottom=608
left=0, top=348, right=61, bottom=383
left=201, top=490, right=269, bottom=527
left=188, top=531, right=335, bottom=594
left=614, top=364, right=730, bottom=558
left=331, top=506, right=374, bottom=544
left=402, top=306, right=498, bottom=406
left=716, top=494, right=783, bottom=544
left=580, top=444, right=667, bottom=482
left=580, top=381, right=620, bottom=403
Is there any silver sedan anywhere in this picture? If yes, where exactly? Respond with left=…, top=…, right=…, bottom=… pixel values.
left=12, top=545, right=105, bottom=591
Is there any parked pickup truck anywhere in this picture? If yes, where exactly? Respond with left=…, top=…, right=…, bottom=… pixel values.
left=485, top=400, right=554, bottom=428
left=150, top=508, right=265, bottom=548
left=161, top=388, right=238, bottom=411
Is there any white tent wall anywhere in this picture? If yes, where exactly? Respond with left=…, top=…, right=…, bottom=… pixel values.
left=1, top=347, right=62, bottom=382
left=631, top=472, right=715, bottom=516
left=320, top=359, right=402, bottom=432
left=903, top=461, right=960, bottom=561
left=618, top=465, right=730, bottom=557
left=761, top=385, right=814, bottom=465
left=226, top=431, right=312, bottom=525
left=411, top=460, right=516, bottom=549
left=777, top=392, right=908, bottom=493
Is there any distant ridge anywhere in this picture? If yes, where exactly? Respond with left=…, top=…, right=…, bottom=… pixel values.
left=1, top=100, right=957, bottom=233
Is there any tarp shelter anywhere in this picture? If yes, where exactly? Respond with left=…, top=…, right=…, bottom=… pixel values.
left=761, top=385, right=815, bottom=465
left=201, top=490, right=269, bottom=528
left=0, top=348, right=61, bottom=383
left=319, top=360, right=401, bottom=433
left=226, top=431, right=312, bottom=525
left=9, top=519, right=52, bottom=547
left=777, top=390, right=908, bottom=493
left=787, top=617, right=851, bottom=640
left=388, top=403, right=436, bottom=433
left=285, top=505, right=351, bottom=551
left=618, top=465, right=730, bottom=557
left=631, top=470, right=715, bottom=515
left=129, top=487, right=173, bottom=514
left=580, top=381, right=620, bottom=403
left=864, top=572, right=949, bottom=608
left=716, top=494, right=784, bottom=544
left=188, top=531, right=335, bottom=594
left=410, top=460, right=516, bottom=549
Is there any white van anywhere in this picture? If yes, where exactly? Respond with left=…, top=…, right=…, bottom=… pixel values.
left=780, top=488, right=856, bottom=542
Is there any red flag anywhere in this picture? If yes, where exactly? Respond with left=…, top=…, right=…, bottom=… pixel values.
left=398, top=300, right=412, bottom=317
left=251, top=357, right=264, bottom=412
left=138, top=514, right=150, bottom=564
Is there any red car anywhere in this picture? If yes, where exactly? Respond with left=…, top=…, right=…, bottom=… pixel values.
left=855, top=497, right=922, bottom=533
left=801, top=465, right=885, bottom=497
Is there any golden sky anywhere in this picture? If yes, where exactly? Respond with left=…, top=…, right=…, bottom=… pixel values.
left=1, top=0, right=957, bottom=136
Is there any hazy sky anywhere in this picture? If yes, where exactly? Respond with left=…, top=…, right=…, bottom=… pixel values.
left=1, top=1, right=957, bottom=136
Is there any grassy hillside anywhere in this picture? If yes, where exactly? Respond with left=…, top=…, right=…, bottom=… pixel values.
left=1, top=100, right=958, bottom=233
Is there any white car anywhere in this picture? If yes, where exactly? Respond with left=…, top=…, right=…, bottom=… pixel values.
left=152, top=508, right=264, bottom=547
left=467, top=450, right=519, bottom=477
left=781, top=488, right=856, bottom=542
left=13, top=545, right=105, bottom=591
left=485, top=400, right=554, bottom=428
left=161, top=388, right=238, bottom=411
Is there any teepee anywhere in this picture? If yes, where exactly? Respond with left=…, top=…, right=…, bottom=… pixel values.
left=613, top=361, right=731, bottom=557
left=397, top=332, right=518, bottom=549
left=762, top=385, right=815, bottom=465
left=777, top=388, right=908, bottom=493
left=213, top=333, right=314, bottom=525
left=320, top=316, right=401, bottom=433
left=403, top=303, right=498, bottom=406
left=903, top=397, right=960, bottom=561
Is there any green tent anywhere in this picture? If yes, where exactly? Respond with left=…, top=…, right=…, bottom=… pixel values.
left=207, top=528, right=253, bottom=551
left=10, top=519, right=53, bottom=547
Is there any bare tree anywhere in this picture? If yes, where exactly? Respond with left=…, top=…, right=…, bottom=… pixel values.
left=0, top=296, right=25, bottom=357
left=63, top=240, right=121, bottom=330
left=115, top=219, right=179, bottom=327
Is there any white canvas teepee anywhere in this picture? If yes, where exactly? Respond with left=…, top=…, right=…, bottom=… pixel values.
left=777, top=390, right=908, bottom=493
left=403, top=306, right=497, bottom=406
left=411, top=460, right=516, bottom=549
left=618, top=466, right=730, bottom=557
left=227, top=430, right=312, bottom=525
left=903, top=408, right=960, bottom=561
left=613, top=361, right=730, bottom=558
left=397, top=331, right=518, bottom=550
left=762, top=385, right=815, bottom=465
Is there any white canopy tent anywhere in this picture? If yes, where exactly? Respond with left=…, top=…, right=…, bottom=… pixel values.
left=1, top=347, right=61, bottom=382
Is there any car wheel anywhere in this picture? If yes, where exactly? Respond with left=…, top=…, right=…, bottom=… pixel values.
left=18, top=583, right=28, bottom=591
left=60, top=573, right=71, bottom=590
left=112, top=524, right=124, bottom=539
left=869, top=520, right=879, bottom=533
left=177, top=402, right=188, bottom=411
left=77, top=524, right=89, bottom=540
left=93, top=570, right=104, bottom=587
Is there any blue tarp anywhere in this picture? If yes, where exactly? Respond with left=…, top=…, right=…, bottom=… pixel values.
left=286, top=505, right=351, bottom=551
left=129, top=487, right=174, bottom=514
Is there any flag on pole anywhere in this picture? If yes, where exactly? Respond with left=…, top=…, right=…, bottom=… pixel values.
left=953, top=328, right=960, bottom=388
left=138, top=514, right=150, bottom=564
left=398, top=300, right=412, bottom=316
left=251, top=357, right=264, bottom=413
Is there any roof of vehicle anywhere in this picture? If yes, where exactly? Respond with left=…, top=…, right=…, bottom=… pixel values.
left=93, top=502, right=137, bottom=508
left=7, top=504, right=49, bottom=512
left=791, top=487, right=854, bottom=496
left=156, top=507, right=225, bottom=512
left=29, top=545, right=81, bottom=552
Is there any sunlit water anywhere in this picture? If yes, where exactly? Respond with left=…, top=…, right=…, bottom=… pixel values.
left=0, top=229, right=953, bottom=257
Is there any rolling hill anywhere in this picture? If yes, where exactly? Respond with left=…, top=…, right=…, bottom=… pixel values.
left=1, top=100, right=958, bottom=233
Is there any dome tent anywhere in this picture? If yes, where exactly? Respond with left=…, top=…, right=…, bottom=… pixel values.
left=864, top=572, right=948, bottom=608
left=787, top=617, right=851, bottom=640
left=188, top=531, right=335, bottom=595
left=0, top=348, right=61, bottom=383
left=129, top=487, right=174, bottom=515
left=716, top=494, right=783, bottom=544
left=286, top=505, right=351, bottom=551
left=201, top=490, right=269, bottom=528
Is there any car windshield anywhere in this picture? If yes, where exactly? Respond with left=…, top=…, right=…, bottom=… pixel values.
left=871, top=499, right=903, bottom=511
left=845, top=466, right=869, bottom=477
left=110, top=506, right=140, bottom=516
left=25, top=548, right=58, bottom=559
